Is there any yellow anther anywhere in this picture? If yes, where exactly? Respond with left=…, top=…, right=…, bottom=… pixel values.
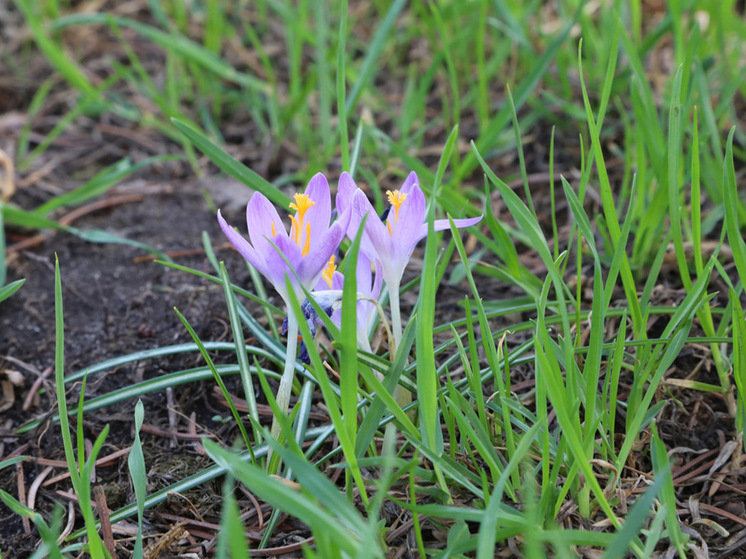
left=290, top=193, right=315, bottom=219
left=288, top=193, right=316, bottom=249
left=271, top=222, right=276, bottom=237
left=302, top=223, right=311, bottom=256
left=322, top=255, right=336, bottom=288
left=386, top=190, right=407, bottom=235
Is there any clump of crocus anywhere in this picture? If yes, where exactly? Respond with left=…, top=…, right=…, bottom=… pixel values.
left=218, top=173, right=350, bottom=437
left=337, top=171, right=482, bottom=346
left=219, top=169, right=483, bottom=433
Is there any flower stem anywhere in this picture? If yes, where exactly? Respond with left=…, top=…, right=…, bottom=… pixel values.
left=387, top=280, right=411, bottom=409
left=389, top=280, right=403, bottom=348
left=271, top=311, right=298, bottom=445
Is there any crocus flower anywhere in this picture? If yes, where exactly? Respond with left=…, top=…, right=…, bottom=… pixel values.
left=337, top=171, right=482, bottom=292
left=217, top=173, right=350, bottom=305
left=337, top=171, right=482, bottom=344
left=218, top=173, right=351, bottom=443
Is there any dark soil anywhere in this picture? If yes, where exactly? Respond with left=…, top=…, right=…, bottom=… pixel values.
left=0, top=179, right=270, bottom=556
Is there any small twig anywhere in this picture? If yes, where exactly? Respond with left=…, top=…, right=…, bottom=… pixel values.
left=139, top=423, right=215, bottom=441
left=239, top=486, right=264, bottom=529
left=57, top=502, right=75, bottom=545
left=248, top=537, right=315, bottom=556
left=16, top=463, right=31, bottom=534
left=94, top=485, right=117, bottom=557
left=41, top=447, right=131, bottom=486
left=696, top=502, right=746, bottom=529
left=27, top=466, right=53, bottom=512
left=22, top=366, right=53, bottom=411
left=0, top=148, right=15, bottom=202
left=187, top=412, right=205, bottom=456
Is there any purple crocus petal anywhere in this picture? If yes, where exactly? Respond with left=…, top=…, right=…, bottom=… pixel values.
left=246, top=193, right=286, bottom=259
left=417, top=215, right=484, bottom=241
left=264, top=235, right=303, bottom=294
left=399, top=171, right=419, bottom=195
left=351, top=190, right=391, bottom=262
left=331, top=270, right=344, bottom=291
left=218, top=210, right=268, bottom=277
left=302, top=173, right=332, bottom=253
left=355, top=254, right=372, bottom=295
left=392, top=181, right=426, bottom=247
left=335, top=172, right=359, bottom=217
left=297, top=215, right=349, bottom=289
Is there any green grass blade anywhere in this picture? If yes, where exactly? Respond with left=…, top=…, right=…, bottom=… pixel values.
left=0, top=278, right=25, bottom=304
left=172, top=118, right=291, bottom=209
left=651, top=422, right=688, bottom=557
left=220, top=262, right=262, bottom=446
left=128, top=400, right=147, bottom=559
left=418, top=125, right=458, bottom=449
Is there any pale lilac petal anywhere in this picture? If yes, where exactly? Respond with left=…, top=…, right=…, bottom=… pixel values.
left=331, top=270, right=345, bottom=291
left=417, top=215, right=483, bottom=241
left=399, top=171, right=419, bottom=195
left=351, top=190, right=391, bottom=262
left=298, top=216, right=348, bottom=288
left=246, top=193, right=286, bottom=259
left=303, top=173, right=331, bottom=253
left=355, top=254, right=372, bottom=295
left=392, top=181, right=426, bottom=249
left=335, top=172, right=359, bottom=217
left=265, top=235, right=303, bottom=292
left=218, top=210, right=267, bottom=276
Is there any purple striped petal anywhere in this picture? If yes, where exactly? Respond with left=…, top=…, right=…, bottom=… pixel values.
left=302, top=173, right=331, bottom=254
left=297, top=212, right=349, bottom=288
left=246, top=193, right=286, bottom=260
left=218, top=210, right=268, bottom=277
left=399, top=171, right=419, bottom=195
left=351, top=190, right=391, bottom=262
left=391, top=181, right=426, bottom=253
left=264, top=235, right=303, bottom=295
left=417, top=215, right=483, bottom=241
left=336, top=172, right=359, bottom=217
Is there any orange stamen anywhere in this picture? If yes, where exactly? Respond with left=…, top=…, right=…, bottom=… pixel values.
left=288, top=193, right=316, bottom=250
left=322, top=255, right=336, bottom=288
left=271, top=222, right=276, bottom=237
left=302, top=223, right=311, bottom=256
left=386, top=190, right=407, bottom=235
